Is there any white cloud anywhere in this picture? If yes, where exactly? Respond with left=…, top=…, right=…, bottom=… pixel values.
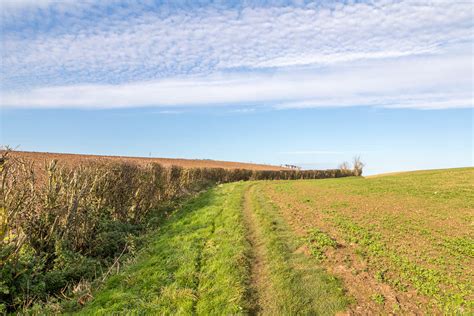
left=280, top=151, right=346, bottom=155
left=2, top=52, right=472, bottom=109
left=230, top=108, right=256, bottom=113
left=157, top=110, right=184, bottom=115
left=3, top=1, right=473, bottom=85
left=1, top=1, right=472, bottom=109
left=0, top=0, right=65, bottom=9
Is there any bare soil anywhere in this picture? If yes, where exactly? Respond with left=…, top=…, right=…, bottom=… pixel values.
left=8, top=151, right=287, bottom=171
left=261, top=183, right=434, bottom=314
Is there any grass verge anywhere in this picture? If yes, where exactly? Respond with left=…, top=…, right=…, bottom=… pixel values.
left=246, top=184, right=349, bottom=314
left=78, top=183, right=250, bottom=315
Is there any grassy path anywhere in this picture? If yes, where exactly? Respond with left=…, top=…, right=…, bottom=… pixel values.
left=78, top=183, right=251, bottom=314
left=241, top=185, right=272, bottom=314
left=244, top=184, right=348, bottom=315
left=78, top=182, right=349, bottom=315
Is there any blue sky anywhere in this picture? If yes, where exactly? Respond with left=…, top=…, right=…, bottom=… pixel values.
left=1, top=0, right=473, bottom=174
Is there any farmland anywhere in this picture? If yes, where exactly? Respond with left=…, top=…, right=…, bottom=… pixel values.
left=10, top=151, right=287, bottom=172
left=261, top=168, right=473, bottom=313
left=1, top=149, right=472, bottom=314
left=78, top=167, right=473, bottom=314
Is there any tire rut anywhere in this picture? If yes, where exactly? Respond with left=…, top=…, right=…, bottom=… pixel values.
left=242, top=184, right=272, bottom=315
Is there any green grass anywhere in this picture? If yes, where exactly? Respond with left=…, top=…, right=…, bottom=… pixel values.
left=247, top=184, right=349, bottom=314
left=260, top=167, right=474, bottom=313
left=78, top=183, right=250, bottom=315
left=77, top=167, right=472, bottom=314
left=79, top=182, right=350, bottom=315
left=323, top=167, right=474, bottom=208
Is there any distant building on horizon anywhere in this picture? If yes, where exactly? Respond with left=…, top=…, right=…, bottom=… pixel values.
left=282, top=164, right=301, bottom=170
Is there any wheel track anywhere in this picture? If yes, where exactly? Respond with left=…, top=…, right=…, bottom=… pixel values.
left=242, top=184, right=273, bottom=315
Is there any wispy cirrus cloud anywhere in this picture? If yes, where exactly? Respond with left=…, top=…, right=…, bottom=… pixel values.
left=1, top=0, right=472, bottom=109
left=280, top=151, right=346, bottom=155
left=3, top=52, right=471, bottom=109
left=280, top=150, right=376, bottom=155
left=157, top=110, right=184, bottom=115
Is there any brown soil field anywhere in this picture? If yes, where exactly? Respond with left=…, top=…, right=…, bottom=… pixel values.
left=8, top=151, right=287, bottom=171
left=258, top=167, right=474, bottom=314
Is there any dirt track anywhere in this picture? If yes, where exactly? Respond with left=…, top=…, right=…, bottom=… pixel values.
left=242, top=185, right=272, bottom=314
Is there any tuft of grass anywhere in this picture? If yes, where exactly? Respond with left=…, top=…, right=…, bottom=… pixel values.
left=375, top=269, right=387, bottom=283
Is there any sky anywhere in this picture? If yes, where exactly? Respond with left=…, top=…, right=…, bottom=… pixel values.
left=1, top=0, right=473, bottom=175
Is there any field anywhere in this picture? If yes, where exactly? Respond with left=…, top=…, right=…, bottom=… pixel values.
left=10, top=151, right=287, bottom=171
left=78, top=167, right=473, bottom=314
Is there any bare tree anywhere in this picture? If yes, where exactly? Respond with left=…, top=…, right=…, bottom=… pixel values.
left=338, top=161, right=350, bottom=170
left=353, top=156, right=365, bottom=176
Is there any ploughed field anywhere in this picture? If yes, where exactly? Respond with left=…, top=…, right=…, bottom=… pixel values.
left=10, top=151, right=287, bottom=171
left=80, top=167, right=473, bottom=314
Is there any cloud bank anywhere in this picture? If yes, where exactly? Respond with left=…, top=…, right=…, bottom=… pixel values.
left=1, top=0, right=473, bottom=109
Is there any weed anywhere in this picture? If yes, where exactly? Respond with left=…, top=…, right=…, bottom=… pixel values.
left=392, top=303, right=401, bottom=312
left=371, top=293, right=385, bottom=305
left=307, top=229, right=337, bottom=261
left=375, top=269, right=387, bottom=283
